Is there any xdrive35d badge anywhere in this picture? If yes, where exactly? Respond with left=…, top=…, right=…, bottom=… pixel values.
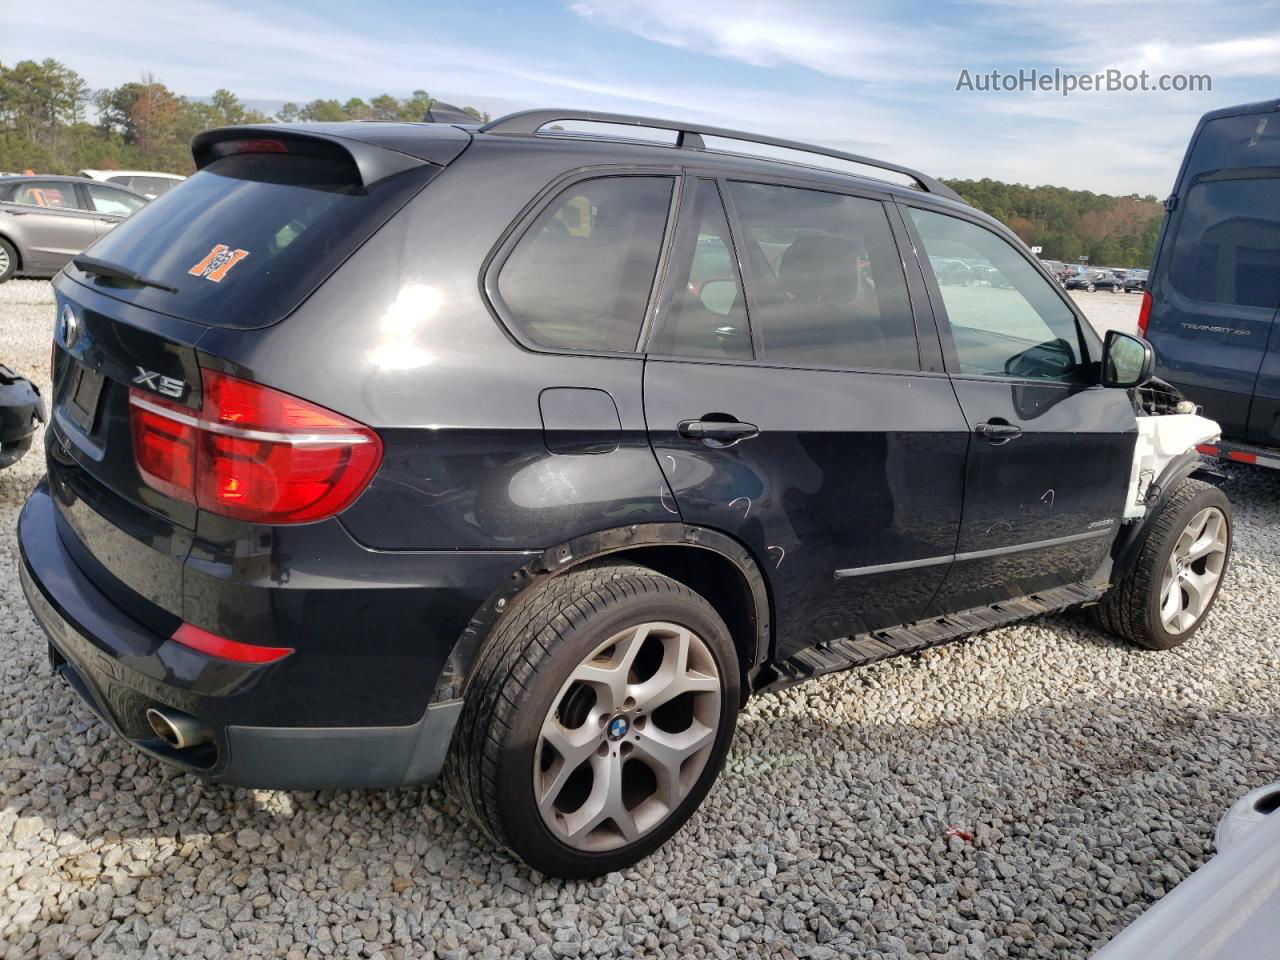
left=19, top=110, right=1232, bottom=878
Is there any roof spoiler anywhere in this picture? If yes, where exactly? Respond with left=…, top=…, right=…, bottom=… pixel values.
left=191, top=127, right=428, bottom=188
left=480, top=108, right=960, bottom=201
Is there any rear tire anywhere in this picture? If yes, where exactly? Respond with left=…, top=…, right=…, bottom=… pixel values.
left=1094, top=478, right=1231, bottom=649
left=0, top=238, right=17, bottom=283
left=444, top=563, right=740, bottom=877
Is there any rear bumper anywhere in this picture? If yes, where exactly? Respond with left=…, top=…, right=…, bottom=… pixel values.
left=18, top=482, right=465, bottom=788
left=1197, top=440, right=1280, bottom=471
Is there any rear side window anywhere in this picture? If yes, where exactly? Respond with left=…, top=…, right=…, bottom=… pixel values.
left=497, top=176, right=673, bottom=352
left=651, top=179, right=751, bottom=360
left=726, top=181, right=919, bottom=370
left=1185, top=113, right=1280, bottom=175
left=70, top=152, right=438, bottom=329
left=909, top=207, right=1089, bottom=382
left=1167, top=179, right=1280, bottom=310
left=86, top=183, right=146, bottom=217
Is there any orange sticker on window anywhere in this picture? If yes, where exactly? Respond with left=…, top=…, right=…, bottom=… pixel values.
left=189, top=244, right=250, bottom=283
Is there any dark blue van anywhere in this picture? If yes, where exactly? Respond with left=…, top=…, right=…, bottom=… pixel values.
left=1144, top=99, right=1280, bottom=469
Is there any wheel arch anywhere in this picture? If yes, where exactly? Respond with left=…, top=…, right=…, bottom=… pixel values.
left=432, top=523, right=773, bottom=706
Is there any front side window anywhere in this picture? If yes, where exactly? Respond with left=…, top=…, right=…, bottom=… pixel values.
left=650, top=179, right=751, bottom=360
left=86, top=183, right=147, bottom=217
left=1167, top=178, right=1280, bottom=310
left=497, top=176, right=673, bottom=352
left=909, top=207, right=1089, bottom=382
left=726, top=181, right=919, bottom=370
left=10, top=181, right=83, bottom=210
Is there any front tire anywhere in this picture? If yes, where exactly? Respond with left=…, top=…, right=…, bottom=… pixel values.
left=0, top=237, right=17, bottom=283
left=1095, top=478, right=1231, bottom=649
left=1086, top=282, right=1096, bottom=292
left=444, top=564, right=740, bottom=877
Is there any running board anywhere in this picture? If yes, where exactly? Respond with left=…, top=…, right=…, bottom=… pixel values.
left=758, top=581, right=1106, bottom=693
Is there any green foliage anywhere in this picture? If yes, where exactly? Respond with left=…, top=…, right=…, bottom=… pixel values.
left=0, top=58, right=489, bottom=175
left=943, top=177, right=1164, bottom=268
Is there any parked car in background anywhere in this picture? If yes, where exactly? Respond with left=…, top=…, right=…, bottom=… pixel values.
left=1124, top=269, right=1149, bottom=293
left=78, top=169, right=185, bottom=198
left=1143, top=97, right=1280, bottom=470
left=1065, top=269, right=1124, bottom=292
left=1040, top=258, right=1066, bottom=277
left=1093, top=782, right=1280, bottom=958
left=930, top=256, right=975, bottom=285
left=20, top=111, right=1230, bottom=878
left=0, top=175, right=148, bottom=282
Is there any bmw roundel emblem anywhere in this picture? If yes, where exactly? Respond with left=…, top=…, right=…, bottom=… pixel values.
left=60, top=304, right=81, bottom=349
left=607, top=715, right=630, bottom=741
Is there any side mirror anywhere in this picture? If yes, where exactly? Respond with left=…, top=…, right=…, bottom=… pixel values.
left=1101, top=329, right=1154, bottom=388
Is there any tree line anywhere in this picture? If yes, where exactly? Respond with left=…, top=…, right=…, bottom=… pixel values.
left=2, top=58, right=1163, bottom=266
left=943, top=178, right=1164, bottom=269
left=0, top=58, right=488, bottom=176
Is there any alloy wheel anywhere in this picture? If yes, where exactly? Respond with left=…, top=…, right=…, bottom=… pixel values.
left=534, top=621, right=722, bottom=852
left=1159, top=506, right=1228, bottom=634
left=0, top=245, right=9, bottom=276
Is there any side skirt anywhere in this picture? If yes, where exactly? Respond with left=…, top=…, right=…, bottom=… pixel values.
left=756, top=581, right=1106, bottom=694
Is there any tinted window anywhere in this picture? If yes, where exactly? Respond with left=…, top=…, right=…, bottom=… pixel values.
left=86, top=183, right=147, bottom=217
left=68, top=152, right=437, bottom=329
left=1168, top=178, right=1280, bottom=310
left=1185, top=113, right=1280, bottom=175
left=652, top=179, right=751, bottom=360
left=10, top=181, right=83, bottom=210
left=498, top=176, right=673, bottom=352
left=726, top=182, right=918, bottom=370
left=909, top=207, right=1088, bottom=382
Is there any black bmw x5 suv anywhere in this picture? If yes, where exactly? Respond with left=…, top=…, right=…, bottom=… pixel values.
left=20, top=110, right=1232, bottom=877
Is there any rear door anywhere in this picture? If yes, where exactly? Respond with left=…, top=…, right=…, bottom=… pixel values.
left=1, top=180, right=96, bottom=271
left=644, top=175, right=970, bottom=661
left=902, top=203, right=1135, bottom=612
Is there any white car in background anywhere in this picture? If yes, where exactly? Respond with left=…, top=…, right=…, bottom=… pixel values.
left=1093, top=782, right=1280, bottom=958
left=78, top=169, right=185, bottom=198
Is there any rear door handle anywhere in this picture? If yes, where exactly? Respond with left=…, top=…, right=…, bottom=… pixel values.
left=677, top=418, right=760, bottom=444
left=974, top=421, right=1022, bottom=443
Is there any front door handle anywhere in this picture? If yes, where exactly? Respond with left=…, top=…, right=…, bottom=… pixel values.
left=677, top=418, right=760, bottom=445
left=974, top=420, right=1022, bottom=443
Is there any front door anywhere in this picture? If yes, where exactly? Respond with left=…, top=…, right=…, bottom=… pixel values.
left=902, top=203, right=1137, bottom=612
left=1, top=180, right=96, bottom=271
left=644, top=176, right=970, bottom=661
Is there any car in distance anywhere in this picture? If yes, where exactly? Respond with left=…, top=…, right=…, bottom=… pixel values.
left=19, top=111, right=1232, bottom=877
left=1141, top=98, right=1280, bottom=471
left=78, top=169, right=185, bottom=199
left=1065, top=268, right=1124, bottom=292
left=0, top=175, right=149, bottom=283
left=1124, top=269, right=1149, bottom=293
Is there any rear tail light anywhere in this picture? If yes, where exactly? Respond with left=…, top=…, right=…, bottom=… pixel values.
left=171, top=622, right=293, bottom=664
left=129, top=370, right=382, bottom=523
left=1137, top=289, right=1152, bottom=336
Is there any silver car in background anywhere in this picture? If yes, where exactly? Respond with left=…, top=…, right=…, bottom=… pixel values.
left=78, top=169, right=185, bottom=198
left=0, top=175, right=149, bottom=283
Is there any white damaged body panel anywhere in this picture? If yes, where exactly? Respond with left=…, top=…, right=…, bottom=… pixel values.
left=1123, top=413, right=1221, bottom=520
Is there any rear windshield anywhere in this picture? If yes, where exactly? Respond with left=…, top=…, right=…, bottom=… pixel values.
left=70, top=152, right=437, bottom=328
left=1168, top=178, right=1280, bottom=309
left=1184, top=112, right=1280, bottom=176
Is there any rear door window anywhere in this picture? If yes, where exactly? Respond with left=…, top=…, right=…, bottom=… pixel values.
left=1167, top=178, right=1280, bottom=310
left=69, top=151, right=438, bottom=328
left=85, top=183, right=147, bottom=217
left=726, top=181, right=920, bottom=370
left=496, top=176, right=674, bottom=352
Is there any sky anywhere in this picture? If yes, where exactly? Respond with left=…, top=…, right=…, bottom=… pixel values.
left=3, top=0, right=1278, bottom=195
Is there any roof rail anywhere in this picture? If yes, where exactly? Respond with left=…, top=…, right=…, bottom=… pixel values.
left=479, top=109, right=961, bottom=201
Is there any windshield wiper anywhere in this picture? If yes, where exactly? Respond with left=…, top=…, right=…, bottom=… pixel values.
left=72, top=255, right=178, bottom=294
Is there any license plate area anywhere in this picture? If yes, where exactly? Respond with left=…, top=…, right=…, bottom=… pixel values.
left=62, top=364, right=105, bottom=434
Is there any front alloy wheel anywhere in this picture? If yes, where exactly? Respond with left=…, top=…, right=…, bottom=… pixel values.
left=1159, top=506, right=1228, bottom=635
left=535, top=622, right=721, bottom=851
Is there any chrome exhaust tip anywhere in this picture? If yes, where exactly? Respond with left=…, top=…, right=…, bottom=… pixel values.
left=145, top=707, right=212, bottom=750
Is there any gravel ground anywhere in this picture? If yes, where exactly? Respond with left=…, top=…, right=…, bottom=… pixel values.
left=2, top=278, right=1278, bottom=960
